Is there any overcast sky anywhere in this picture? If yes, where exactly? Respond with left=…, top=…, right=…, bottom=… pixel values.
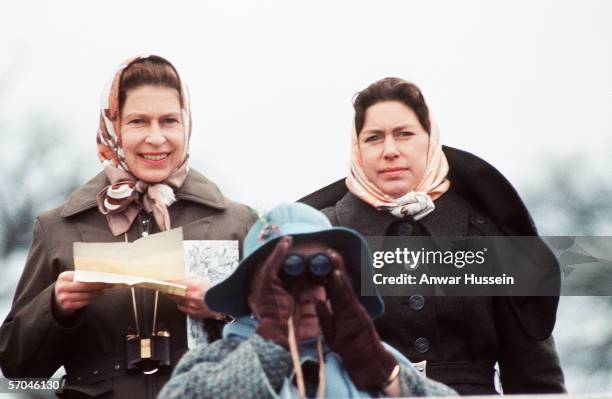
left=1, top=0, right=611, bottom=208
left=2, top=3, right=611, bottom=391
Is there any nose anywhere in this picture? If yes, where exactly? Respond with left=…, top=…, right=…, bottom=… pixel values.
left=145, top=122, right=166, bottom=146
left=298, top=285, right=326, bottom=303
left=298, top=288, right=315, bottom=303
left=382, top=136, right=400, bottom=160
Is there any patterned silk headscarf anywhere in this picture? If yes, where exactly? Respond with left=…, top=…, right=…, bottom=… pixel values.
left=346, top=117, right=450, bottom=220
left=96, top=54, right=192, bottom=236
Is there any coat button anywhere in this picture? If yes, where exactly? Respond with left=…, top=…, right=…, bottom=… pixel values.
left=409, top=295, right=425, bottom=311
left=114, top=364, right=121, bottom=370
left=415, top=337, right=430, bottom=353
left=474, top=216, right=486, bottom=224
left=92, top=370, right=98, bottom=375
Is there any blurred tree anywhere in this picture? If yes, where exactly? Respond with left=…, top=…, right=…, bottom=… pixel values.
left=0, top=74, right=83, bottom=308
left=0, top=68, right=81, bottom=389
left=0, top=116, right=82, bottom=257
left=524, top=154, right=612, bottom=236
left=524, top=155, right=612, bottom=392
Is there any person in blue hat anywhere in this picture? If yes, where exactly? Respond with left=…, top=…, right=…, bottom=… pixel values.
left=160, top=203, right=456, bottom=398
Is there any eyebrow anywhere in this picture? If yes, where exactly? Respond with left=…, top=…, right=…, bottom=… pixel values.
left=122, top=111, right=182, bottom=119
left=392, top=124, right=417, bottom=131
left=361, top=124, right=417, bottom=134
left=361, top=128, right=385, bottom=135
left=121, top=113, right=147, bottom=121
left=160, top=112, right=182, bottom=118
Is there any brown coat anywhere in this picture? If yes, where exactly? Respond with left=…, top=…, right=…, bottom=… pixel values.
left=0, top=169, right=256, bottom=398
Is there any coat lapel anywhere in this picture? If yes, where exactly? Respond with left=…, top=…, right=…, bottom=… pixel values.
left=60, top=173, right=109, bottom=217
left=174, top=169, right=227, bottom=210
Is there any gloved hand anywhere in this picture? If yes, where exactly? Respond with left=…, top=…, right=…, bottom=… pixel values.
left=315, top=249, right=398, bottom=390
left=251, top=236, right=295, bottom=349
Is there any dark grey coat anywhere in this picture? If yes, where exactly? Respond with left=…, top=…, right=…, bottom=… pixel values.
left=0, top=169, right=256, bottom=398
left=300, top=146, right=566, bottom=395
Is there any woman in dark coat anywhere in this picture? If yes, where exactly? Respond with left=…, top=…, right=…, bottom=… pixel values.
left=300, top=77, right=566, bottom=395
left=0, top=55, right=254, bottom=398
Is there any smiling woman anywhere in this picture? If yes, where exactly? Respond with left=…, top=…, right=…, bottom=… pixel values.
left=0, top=54, right=255, bottom=399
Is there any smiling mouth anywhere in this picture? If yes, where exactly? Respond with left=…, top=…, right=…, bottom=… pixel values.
left=141, top=153, right=169, bottom=161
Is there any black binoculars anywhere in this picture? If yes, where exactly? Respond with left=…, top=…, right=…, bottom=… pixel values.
left=126, top=328, right=171, bottom=374
left=282, top=253, right=333, bottom=282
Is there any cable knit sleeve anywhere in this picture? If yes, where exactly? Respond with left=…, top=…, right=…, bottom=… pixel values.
left=398, top=364, right=457, bottom=397
left=159, top=334, right=292, bottom=399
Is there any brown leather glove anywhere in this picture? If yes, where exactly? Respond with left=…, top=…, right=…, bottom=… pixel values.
left=252, top=236, right=295, bottom=349
left=315, top=249, right=397, bottom=390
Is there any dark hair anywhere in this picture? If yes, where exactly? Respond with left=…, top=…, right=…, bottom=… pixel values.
left=119, top=56, right=182, bottom=110
left=353, top=77, right=431, bottom=134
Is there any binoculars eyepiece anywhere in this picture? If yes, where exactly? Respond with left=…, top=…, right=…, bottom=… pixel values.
left=282, top=253, right=333, bottom=281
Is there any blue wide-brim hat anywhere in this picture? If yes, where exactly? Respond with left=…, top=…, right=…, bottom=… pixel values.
left=206, top=202, right=384, bottom=319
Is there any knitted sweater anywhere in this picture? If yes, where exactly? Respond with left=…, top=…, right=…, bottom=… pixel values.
left=159, top=317, right=456, bottom=398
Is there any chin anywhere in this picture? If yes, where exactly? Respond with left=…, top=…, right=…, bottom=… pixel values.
left=298, top=331, right=319, bottom=341
left=376, top=179, right=414, bottom=198
left=133, top=170, right=173, bottom=183
left=297, top=323, right=320, bottom=341
left=384, top=186, right=414, bottom=199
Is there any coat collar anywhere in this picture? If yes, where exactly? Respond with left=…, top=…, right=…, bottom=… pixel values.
left=334, top=192, right=396, bottom=236
left=334, top=190, right=469, bottom=236
left=419, top=189, right=470, bottom=236
left=60, top=168, right=227, bottom=218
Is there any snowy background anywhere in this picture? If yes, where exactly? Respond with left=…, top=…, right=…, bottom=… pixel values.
left=1, top=0, right=611, bottom=394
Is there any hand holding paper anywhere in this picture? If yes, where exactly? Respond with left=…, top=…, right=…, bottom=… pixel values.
left=53, top=271, right=112, bottom=317
left=165, top=276, right=222, bottom=319
left=73, top=227, right=188, bottom=296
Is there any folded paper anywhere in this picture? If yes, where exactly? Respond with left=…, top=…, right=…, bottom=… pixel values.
left=73, top=227, right=187, bottom=296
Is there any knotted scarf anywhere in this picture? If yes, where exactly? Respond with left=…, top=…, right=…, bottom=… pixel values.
left=346, top=117, right=450, bottom=220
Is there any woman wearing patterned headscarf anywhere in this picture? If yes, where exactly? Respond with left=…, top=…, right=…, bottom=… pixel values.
left=0, top=55, right=254, bottom=398
left=300, top=77, right=566, bottom=395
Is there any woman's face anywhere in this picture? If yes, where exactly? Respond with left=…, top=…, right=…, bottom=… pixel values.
left=287, top=240, right=329, bottom=342
left=120, top=85, right=185, bottom=183
left=249, top=239, right=330, bottom=342
left=358, top=100, right=429, bottom=198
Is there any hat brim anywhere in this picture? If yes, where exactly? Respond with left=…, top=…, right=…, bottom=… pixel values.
left=206, top=227, right=384, bottom=319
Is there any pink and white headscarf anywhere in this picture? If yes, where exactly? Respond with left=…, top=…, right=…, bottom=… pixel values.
left=346, top=118, right=450, bottom=220
left=96, top=54, right=192, bottom=236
